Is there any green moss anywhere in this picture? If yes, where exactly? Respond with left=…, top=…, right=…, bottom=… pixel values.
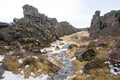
left=68, top=44, right=78, bottom=49
left=19, top=38, right=36, bottom=43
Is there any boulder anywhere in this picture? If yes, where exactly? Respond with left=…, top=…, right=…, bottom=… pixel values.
left=83, top=59, right=101, bottom=73
left=75, top=48, right=96, bottom=62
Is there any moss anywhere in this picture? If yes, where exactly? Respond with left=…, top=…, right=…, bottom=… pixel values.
left=19, top=38, right=36, bottom=43
left=17, top=53, right=25, bottom=59
left=23, top=43, right=33, bottom=50
left=26, top=28, right=34, bottom=32
left=117, top=28, right=120, bottom=34
left=68, top=44, right=78, bottom=49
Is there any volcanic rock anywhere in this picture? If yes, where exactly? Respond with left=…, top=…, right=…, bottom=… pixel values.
left=89, top=10, right=120, bottom=39
left=0, top=4, right=78, bottom=48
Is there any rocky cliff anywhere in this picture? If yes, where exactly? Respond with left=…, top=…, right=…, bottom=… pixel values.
left=0, top=4, right=78, bottom=48
left=89, top=10, right=120, bottom=39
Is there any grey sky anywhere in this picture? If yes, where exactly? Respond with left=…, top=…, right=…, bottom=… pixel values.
left=0, top=0, right=120, bottom=28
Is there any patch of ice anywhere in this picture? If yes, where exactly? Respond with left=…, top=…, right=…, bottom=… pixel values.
left=105, top=60, right=120, bottom=75
left=0, top=55, right=4, bottom=61
left=96, top=47, right=102, bottom=50
left=18, top=59, right=23, bottom=63
left=80, top=69, right=83, bottom=74
left=31, top=72, right=35, bottom=76
left=17, top=42, right=25, bottom=53
left=32, top=56, right=38, bottom=59
left=40, top=75, right=51, bottom=80
left=25, top=65, right=29, bottom=68
left=20, top=46, right=25, bottom=53
left=3, top=46, right=8, bottom=49
left=6, top=51, right=15, bottom=55
left=87, top=75, right=91, bottom=77
left=3, top=71, right=51, bottom=80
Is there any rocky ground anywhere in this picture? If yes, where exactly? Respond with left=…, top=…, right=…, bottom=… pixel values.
left=0, top=30, right=120, bottom=80
left=62, top=31, right=120, bottom=80
left=0, top=4, right=120, bottom=80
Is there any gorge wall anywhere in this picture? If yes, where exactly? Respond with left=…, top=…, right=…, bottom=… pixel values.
left=89, top=10, right=120, bottom=39
left=0, top=4, right=78, bottom=47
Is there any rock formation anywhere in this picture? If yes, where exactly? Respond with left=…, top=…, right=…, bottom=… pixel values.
left=89, top=10, right=120, bottom=39
left=0, top=4, right=78, bottom=48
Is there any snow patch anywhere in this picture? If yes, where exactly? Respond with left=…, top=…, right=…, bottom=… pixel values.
left=105, top=60, right=120, bottom=75
left=80, top=69, right=83, bottom=74
left=6, top=51, right=15, bottom=55
left=0, top=55, right=4, bottom=61
left=3, top=71, right=51, bottom=80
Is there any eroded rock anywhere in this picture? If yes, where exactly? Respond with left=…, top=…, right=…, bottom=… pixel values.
left=89, top=10, right=120, bottom=39
left=75, top=49, right=96, bottom=62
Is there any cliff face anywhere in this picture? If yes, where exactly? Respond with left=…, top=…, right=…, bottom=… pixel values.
left=0, top=4, right=78, bottom=47
left=89, top=10, right=120, bottom=39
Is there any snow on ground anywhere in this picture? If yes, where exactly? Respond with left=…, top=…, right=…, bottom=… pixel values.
left=2, top=71, right=51, bottom=80
left=40, top=40, right=76, bottom=80
left=2, top=38, right=77, bottom=80
left=105, top=60, right=120, bottom=75
left=0, top=55, right=4, bottom=61
left=6, top=51, right=15, bottom=55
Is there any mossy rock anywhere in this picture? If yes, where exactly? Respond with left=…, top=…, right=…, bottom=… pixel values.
left=26, top=28, right=34, bottom=32
left=83, top=59, right=105, bottom=73
left=76, top=48, right=96, bottom=62
left=19, top=38, right=36, bottom=43
left=68, top=44, right=78, bottom=49
left=23, top=43, right=33, bottom=50
left=17, top=53, right=25, bottom=59
left=1, top=46, right=14, bottom=52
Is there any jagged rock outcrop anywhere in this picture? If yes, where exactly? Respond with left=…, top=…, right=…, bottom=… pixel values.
left=55, top=21, right=78, bottom=37
left=75, top=48, right=96, bottom=62
left=0, top=22, right=8, bottom=27
left=89, top=10, right=120, bottom=39
left=0, top=4, right=78, bottom=48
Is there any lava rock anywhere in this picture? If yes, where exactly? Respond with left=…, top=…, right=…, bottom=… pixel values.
left=0, top=4, right=79, bottom=48
left=83, top=59, right=101, bottom=73
left=89, top=10, right=120, bottom=39
left=75, top=49, right=96, bottom=62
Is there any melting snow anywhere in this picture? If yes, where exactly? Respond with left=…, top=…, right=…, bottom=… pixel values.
left=40, top=40, right=76, bottom=80
left=105, top=60, right=120, bottom=75
left=6, top=51, right=15, bottom=55
left=2, top=71, right=51, bottom=80
left=0, top=55, right=4, bottom=61
left=80, top=69, right=83, bottom=74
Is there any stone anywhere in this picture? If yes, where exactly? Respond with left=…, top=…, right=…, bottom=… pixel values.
left=75, top=48, right=96, bottom=62
left=83, top=59, right=101, bottom=73
left=0, top=22, right=8, bottom=27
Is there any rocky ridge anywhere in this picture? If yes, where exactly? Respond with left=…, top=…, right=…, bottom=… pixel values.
left=0, top=4, right=78, bottom=48
left=89, top=10, right=120, bottom=38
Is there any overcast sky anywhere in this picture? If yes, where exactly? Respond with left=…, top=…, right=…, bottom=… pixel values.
left=0, top=0, right=120, bottom=28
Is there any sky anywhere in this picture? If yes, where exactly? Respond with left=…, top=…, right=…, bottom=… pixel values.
left=0, top=0, right=120, bottom=28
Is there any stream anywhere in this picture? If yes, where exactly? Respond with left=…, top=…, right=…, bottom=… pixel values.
left=40, top=33, right=80, bottom=80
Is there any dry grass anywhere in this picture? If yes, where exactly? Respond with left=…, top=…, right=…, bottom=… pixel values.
left=3, top=56, right=20, bottom=74
left=60, top=32, right=80, bottom=42
left=65, top=31, right=120, bottom=80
